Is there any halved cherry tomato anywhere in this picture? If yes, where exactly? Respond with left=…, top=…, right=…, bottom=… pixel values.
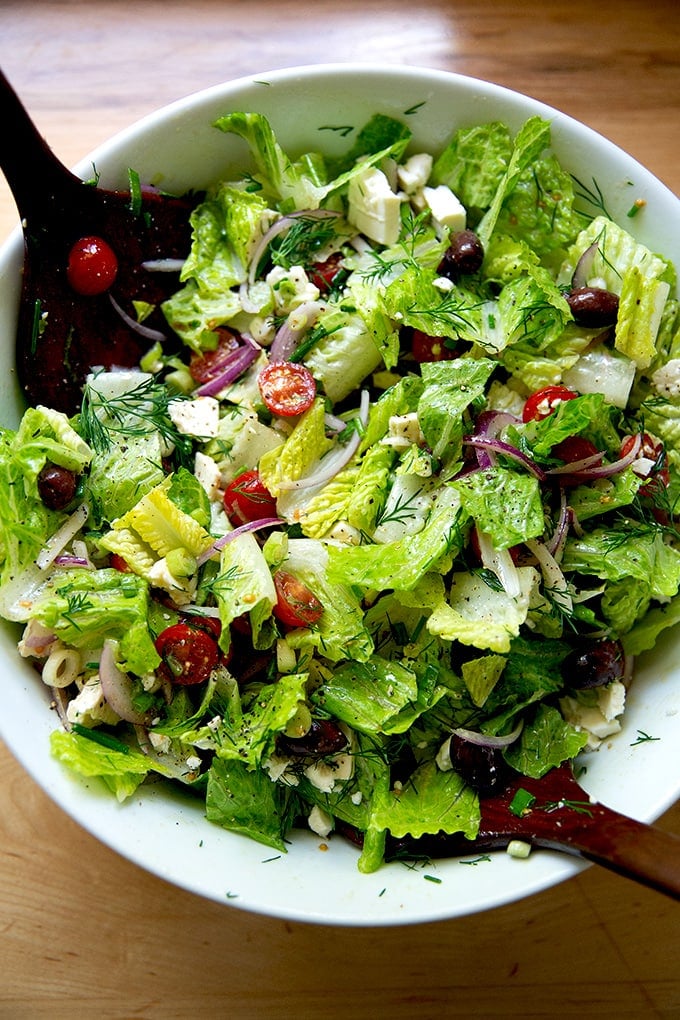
left=67, top=236, right=118, bottom=295
left=189, top=328, right=241, bottom=383
left=522, top=385, right=578, bottom=423
left=223, top=469, right=278, bottom=525
left=109, top=553, right=133, bottom=573
left=311, top=253, right=344, bottom=293
left=155, top=622, right=220, bottom=685
left=258, top=361, right=317, bottom=417
left=273, top=570, right=324, bottom=629
left=411, top=330, right=457, bottom=362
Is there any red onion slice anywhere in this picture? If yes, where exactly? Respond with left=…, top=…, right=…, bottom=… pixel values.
left=463, top=435, right=546, bottom=480
left=269, top=300, right=325, bottom=362
left=277, top=389, right=370, bottom=492
left=546, top=491, right=573, bottom=561
left=547, top=431, right=642, bottom=481
left=197, top=517, right=284, bottom=566
left=35, top=504, right=89, bottom=570
left=452, top=718, right=524, bottom=749
left=471, top=410, right=522, bottom=468
left=571, top=241, right=600, bottom=290
left=99, top=639, right=151, bottom=725
left=109, top=294, right=168, bottom=343
left=195, top=344, right=260, bottom=397
left=526, top=538, right=573, bottom=613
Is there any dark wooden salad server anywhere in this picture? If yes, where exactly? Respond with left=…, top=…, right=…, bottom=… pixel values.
left=0, top=67, right=200, bottom=415
left=396, top=762, right=680, bottom=901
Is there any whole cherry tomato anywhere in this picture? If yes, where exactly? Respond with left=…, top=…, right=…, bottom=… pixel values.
left=67, top=236, right=118, bottom=295
left=223, top=469, right=278, bottom=526
left=258, top=361, right=317, bottom=417
left=155, top=622, right=220, bottom=685
left=522, top=385, right=578, bottom=423
left=272, top=570, right=324, bottom=629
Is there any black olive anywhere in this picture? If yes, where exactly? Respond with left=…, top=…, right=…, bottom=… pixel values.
left=438, top=229, right=485, bottom=280
left=566, top=286, right=619, bottom=328
left=562, top=638, right=625, bottom=689
left=37, top=462, right=77, bottom=510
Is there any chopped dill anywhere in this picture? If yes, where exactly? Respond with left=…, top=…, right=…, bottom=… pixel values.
left=270, top=214, right=340, bottom=271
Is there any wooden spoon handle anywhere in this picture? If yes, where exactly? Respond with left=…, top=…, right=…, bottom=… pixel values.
left=0, top=66, right=79, bottom=221
left=535, top=803, right=680, bottom=900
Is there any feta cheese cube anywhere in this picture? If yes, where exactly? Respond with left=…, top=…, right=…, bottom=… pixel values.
left=397, top=153, right=433, bottom=195
left=348, top=164, right=403, bottom=246
left=169, top=396, right=220, bottom=439
left=423, top=185, right=466, bottom=234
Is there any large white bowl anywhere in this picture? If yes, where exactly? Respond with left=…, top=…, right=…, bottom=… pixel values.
left=1, top=65, right=678, bottom=926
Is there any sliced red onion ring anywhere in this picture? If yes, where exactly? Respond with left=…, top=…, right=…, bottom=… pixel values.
left=547, top=451, right=605, bottom=475
left=526, top=538, right=573, bottom=613
left=248, top=209, right=341, bottom=285
left=109, top=293, right=168, bottom=343
left=49, top=685, right=72, bottom=730
left=35, top=504, right=89, bottom=570
left=99, top=639, right=151, bottom=725
left=472, top=410, right=522, bottom=468
left=452, top=718, right=524, bottom=749
left=476, top=528, right=522, bottom=600
left=54, top=554, right=93, bottom=569
left=571, top=241, right=600, bottom=290
left=277, top=390, right=370, bottom=492
left=546, top=491, right=573, bottom=561
left=140, top=258, right=186, bottom=273
left=547, top=431, right=642, bottom=481
left=196, top=517, right=284, bottom=566
left=270, top=300, right=326, bottom=362
left=195, top=343, right=260, bottom=397
left=463, top=435, right=546, bottom=480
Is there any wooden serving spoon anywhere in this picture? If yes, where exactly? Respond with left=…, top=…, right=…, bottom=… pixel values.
left=389, top=761, right=680, bottom=901
left=0, top=67, right=200, bottom=415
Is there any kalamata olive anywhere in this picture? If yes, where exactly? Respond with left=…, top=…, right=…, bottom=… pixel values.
left=562, top=638, right=625, bottom=689
left=37, top=462, right=77, bottom=510
left=278, top=718, right=348, bottom=758
left=448, top=733, right=508, bottom=796
left=438, top=229, right=485, bottom=280
left=566, top=286, right=619, bottom=328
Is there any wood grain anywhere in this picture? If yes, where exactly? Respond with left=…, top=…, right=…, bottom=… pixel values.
left=0, top=2, right=679, bottom=1017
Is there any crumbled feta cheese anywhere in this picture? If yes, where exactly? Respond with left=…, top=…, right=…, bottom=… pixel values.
left=308, top=804, right=334, bottom=839
left=194, top=451, right=222, bottom=501
left=423, top=185, right=466, bottom=235
left=559, top=681, right=626, bottom=750
left=327, top=520, right=362, bottom=545
left=348, top=164, right=403, bottom=246
left=66, top=679, right=119, bottom=727
left=185, top=755, right=202, bottom=772
left=382, top=412, right=425, bottom=449
left=148, top=730, right=172, bottom=753
left=397, top=153, right=433, bottom=196
left=433, top=275, right=455, bottom=293
left=18, top=619, right=58, bottom=659
left=652, top=358, right=680, bottom=399
left=169, top=396, right=220, bottom=438
left=304, top=750, right=354, bottom=793
left=266, top=265, right=320, bottom=313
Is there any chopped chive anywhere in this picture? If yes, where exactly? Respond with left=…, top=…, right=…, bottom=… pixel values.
left=509, top=787, right=536, bottom=817
left=627, top=198, right=647, bottom=218
left=71, top=722, right=130, bottom=754
left=423, top=874, right=442, bottom=884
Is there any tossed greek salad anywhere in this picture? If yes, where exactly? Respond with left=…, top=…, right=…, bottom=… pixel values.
left=1, top=109, right=679, bottom=871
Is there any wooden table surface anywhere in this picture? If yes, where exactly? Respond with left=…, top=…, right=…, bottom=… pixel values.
left=0, top=2, right=679, bottom=1017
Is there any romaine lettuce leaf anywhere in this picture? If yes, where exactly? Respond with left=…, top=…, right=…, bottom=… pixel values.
left=50, top=730, right=152, bottom=802
left=451, top=466, right=544, bottom=549
left=503, top=703, right=588, bottom=777
left=370, top=759, right=479, bottom=840
left=206, top=755, right=290, bottom=851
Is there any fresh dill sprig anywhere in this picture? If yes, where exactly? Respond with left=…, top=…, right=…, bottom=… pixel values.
left=375, top=486, right=427, bottom=528
left=270, top=214, right=340, bottom=271
left=80, top=374, right=194, bottom=465
left=571, top=174, right=613, bottom=221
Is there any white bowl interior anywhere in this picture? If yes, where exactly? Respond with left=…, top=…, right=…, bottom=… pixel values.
left=1, top=65, right=678, bottom=926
